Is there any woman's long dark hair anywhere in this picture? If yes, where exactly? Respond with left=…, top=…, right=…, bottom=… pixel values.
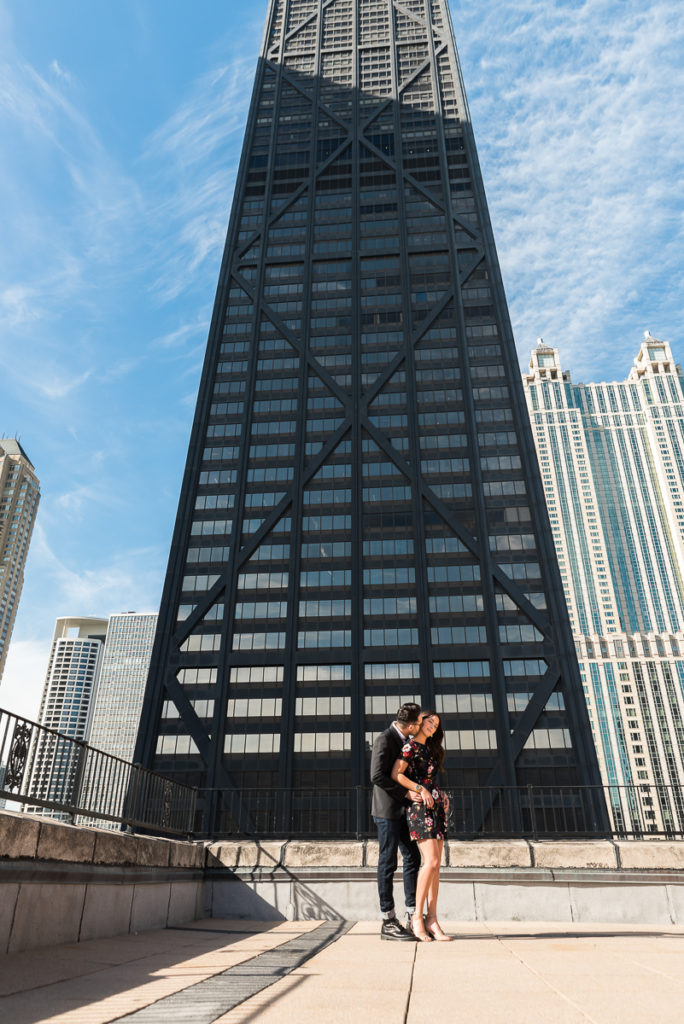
left=421, top=711, right=445, bottom=771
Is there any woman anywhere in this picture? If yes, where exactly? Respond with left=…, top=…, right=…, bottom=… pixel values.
left=391, top=711, right=452, bottom=942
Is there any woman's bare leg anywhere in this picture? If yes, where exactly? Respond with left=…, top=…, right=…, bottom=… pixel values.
left=425, top=840, right=452, bottom=940
left=412, top=839, right=441, bottom=940
left=426, top=839, right=442, bottom=918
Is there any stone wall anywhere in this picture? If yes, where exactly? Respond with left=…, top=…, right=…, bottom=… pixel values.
left=4, top=810, right=684, bottom=950
left=0, top=810, right=205, bottom=954
left=206, top=838, right=684, bottom=925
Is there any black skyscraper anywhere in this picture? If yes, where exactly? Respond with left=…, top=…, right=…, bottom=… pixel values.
left=136, top=0, right=604, bottom=835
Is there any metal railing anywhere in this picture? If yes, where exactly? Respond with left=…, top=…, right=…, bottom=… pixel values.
left=2, top=702, right=681, bottom=842
left=0, top=707, right=196, bottom=837
left=201, top=783, right=684, bottom=840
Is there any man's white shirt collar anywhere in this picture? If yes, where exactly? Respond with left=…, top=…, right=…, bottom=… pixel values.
left=391, top=722, right=407, bottom=742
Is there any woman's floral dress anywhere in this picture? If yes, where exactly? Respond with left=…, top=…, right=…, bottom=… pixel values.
left=401, top=737, right=447, bottom=840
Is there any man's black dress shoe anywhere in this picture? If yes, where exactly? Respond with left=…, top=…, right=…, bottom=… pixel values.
left=381, top=917, right=418, bottom=941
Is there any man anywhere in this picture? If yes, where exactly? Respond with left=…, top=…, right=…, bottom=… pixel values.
left=370, top=702, right=425, bottom=941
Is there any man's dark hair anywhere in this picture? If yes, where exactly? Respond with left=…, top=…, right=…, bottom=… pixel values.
left=396, top=702, right=422, bottom=725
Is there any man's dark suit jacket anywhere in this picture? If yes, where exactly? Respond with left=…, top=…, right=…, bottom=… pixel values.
left=370, top=725, right=410, bottom=819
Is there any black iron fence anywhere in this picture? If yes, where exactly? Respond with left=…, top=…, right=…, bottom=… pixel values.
left=2, top=703, right=682, bottom=841
left=201, top=783, right=684, bottom=840
left=0, top=707, right=196, bottom=837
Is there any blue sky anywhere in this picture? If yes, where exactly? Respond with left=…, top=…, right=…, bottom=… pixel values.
left=1, top=0, right=682, bottom=720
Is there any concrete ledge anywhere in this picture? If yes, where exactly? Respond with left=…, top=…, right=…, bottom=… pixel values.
left=531, top=841, right=616, bottom=870
left=202, top=839, right=684, bottom=872
left=0, top=858, right=204, bottom=885
left=206, top=840, right=284, bottom=869
left=211, top=865, right=684, bottom=886
left=448, top=840, right=531, bottom=868
left=0, top=810, right=39, bottom=859
left=0, top=810, right=206, bottom=954
left=365, top=841, right=415, bottom=867
left=203, top=838, right=684, bottom=924
left=92, top=830, right=140, bottom=867
left=616, top=840, right=684, bottom=870
left=283, top=841, right=363, bottom=868
left=0, top=810, right=202, bottom=870
left=9, top=811, right=684, bottom=875
left=135, top=836, right=172, bottom=869
left=5, top=810, right=684, bottom=943
left=37, top=819, right=96, bottom=863
left=170, top=840, right=205, bottom=870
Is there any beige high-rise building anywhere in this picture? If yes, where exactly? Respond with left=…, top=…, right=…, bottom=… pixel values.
left=523, top=334, right=684, bottom=833
left=0, top=439, right=40, bottom=685
left=25, top=616, right=108, bottom=819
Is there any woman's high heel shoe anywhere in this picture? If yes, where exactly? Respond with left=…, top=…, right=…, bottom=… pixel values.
left=411, top=913, right=433, bottom=942
left=424, top=916, right=453, bottom=942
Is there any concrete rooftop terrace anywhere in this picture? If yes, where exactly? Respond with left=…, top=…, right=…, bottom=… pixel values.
left=2, top=918, right=684, bottom=1024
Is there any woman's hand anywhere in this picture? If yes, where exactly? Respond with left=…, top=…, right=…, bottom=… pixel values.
left=421, top=788, right=435, bottom=809
left=443, top=794, right=450, bottom=813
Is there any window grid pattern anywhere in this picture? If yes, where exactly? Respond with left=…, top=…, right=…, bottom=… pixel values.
left=137, top=0, right=603, bottom=825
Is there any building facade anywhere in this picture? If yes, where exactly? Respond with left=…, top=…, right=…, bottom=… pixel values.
left=74, top=612, right=158, bottom=827
left=0, top=438, right=40, bottom=685
left=25, top=617, right=108, bottom=818
left=136, top=0, right=603, bottom=835
left=86, top=613, right=158, bottom=762
left=523, top=335, right=684, bottom=832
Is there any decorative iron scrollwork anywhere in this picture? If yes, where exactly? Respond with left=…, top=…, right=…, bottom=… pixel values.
left=4, top=722, right=32, bottom=792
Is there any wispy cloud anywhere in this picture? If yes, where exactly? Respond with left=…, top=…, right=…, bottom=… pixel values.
left=142, top=52, right=257, bottom=303
left=53, top=482, right=122, bottom=518
left=31, top=525, right=160, bottom=609
left=455, top=0, right=684, bottom=379
left=2, top=1, right=681, bottom=723
left=33, top=368, right=93, bottom=401
left=151, top=316, right=209, bottom=351
left=1, top=524, right=164, bottom=719
left=0, top=30, right=142, bottom=406
left=49, top=58, right=72, bottom=84
left=0, top=283, right=42, bottom=327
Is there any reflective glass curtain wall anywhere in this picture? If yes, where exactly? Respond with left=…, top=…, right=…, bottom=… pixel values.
left=136, top=0, right=603, bottom=834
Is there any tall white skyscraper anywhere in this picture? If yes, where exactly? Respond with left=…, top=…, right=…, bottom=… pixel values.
left=76, top=612, right=157, bottom=827
left=523, top=334, right=684, bottom=832
left=26, top=616, right=108, bottom=817
left=0, top=438, right=40, bottom=685
left=86, top=612, right=158, bottom=763
left=25, top=612, right=157, bottom=822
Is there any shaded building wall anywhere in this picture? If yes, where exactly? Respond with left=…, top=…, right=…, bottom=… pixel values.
left=136, top=0, right=603, bottom=834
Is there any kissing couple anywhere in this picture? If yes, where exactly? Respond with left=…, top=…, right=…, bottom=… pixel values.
left=370, top=702, right=452, bottom=942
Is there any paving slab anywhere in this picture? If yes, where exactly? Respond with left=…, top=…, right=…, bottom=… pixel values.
left=213, top=920, right=684, bottom=1024
left=0, top=920, right=319, bottom=1023
left=3, top=919, right=684, bottom=1023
